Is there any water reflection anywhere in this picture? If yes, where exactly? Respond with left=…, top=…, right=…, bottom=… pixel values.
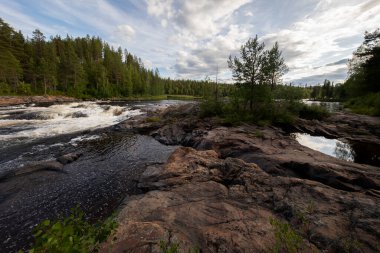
left=292, top=133, right=355, bottom=162
left=302, top=100, right=342, bottom=113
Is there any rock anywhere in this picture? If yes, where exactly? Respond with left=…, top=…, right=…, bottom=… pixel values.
left=101, top=104, right=380, bottom=252
left=3, top=112, right=55, bottom=120
left=196, top=125, right=380, bottom=192
left=0, top=161, right=64, bottom=182
left=56, top=153, right=82, bottom=165
left=102, top=147, right=379, bottom=253
left=288, top=112, right=380, bottom=167
left=71, top=112, right=88, bottom=118
left=151, top=124, right=187, bottom=145
left=0, top=96, right=77, bottom=107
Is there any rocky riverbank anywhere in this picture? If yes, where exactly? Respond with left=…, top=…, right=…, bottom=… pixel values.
left=0, top=95, right=77, bottom=106
left=102, top=103, right=380, bottom=252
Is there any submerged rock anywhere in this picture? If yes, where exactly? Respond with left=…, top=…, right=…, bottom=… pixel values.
left=71, top=111, right=88, bottom=118
left=56, top=153, right=82, bottom=165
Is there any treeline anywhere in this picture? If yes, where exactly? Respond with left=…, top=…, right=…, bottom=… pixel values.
left=0, top=18, right=227, bottom=98
left=307, top=80, right=345, bottom=101
left=201, top=35, right=330, bottom=125
left=307, top=29, right=379, bottom=115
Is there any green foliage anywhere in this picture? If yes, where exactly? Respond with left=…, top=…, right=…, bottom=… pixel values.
left=0, top=82, right=11, bottom=95
left=341, top=237, right=363, bottom=253
left=200, top=97, right=224, bottom=118
left=160, top=240, right=180, bottom=253
left=228, top=35, right=288, bottom=112
left=159, top=240, right=200, bottom=253
left=17, top=82, right=32, bottom=95
left=273, top=85, right=308, bottom=100
left=145, top=116, right=161, bottom=123
left=269, top=218, right=304, bottom=253
left=344, top=93, right=380, bottom=116
left=298, top=104, right=330, bottom=120
left=27, top=207, right=117, bottom=253
left=0, top=17, right=231, bottom=99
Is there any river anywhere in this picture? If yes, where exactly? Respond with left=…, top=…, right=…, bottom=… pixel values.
left=0, top=100, right=187, bottom=252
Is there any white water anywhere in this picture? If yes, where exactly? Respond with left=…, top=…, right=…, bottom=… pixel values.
left=0, top=101, right=142, bottom=146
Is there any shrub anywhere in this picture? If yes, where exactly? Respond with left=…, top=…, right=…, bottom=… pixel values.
left=344, top=92, right=380, bottom=116
left=159, top=240, right=200, bottom=253
left=17, top=82, right=32, bottom=95
left=0, top=82, right=11, bottom=95
left=298, top=104, right=330, bottom=120
left=160, top=240, right=180, bottom=253
left=269, top=218, right=304, bottom=253
left=27, top=207, right=117, bottom=253
left=146, top=116, right=161, bottom=123
left=200, top=98, right=223, bottom=118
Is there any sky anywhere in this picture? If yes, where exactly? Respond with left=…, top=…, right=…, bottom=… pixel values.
left=0, top=0, right=379, bottom=85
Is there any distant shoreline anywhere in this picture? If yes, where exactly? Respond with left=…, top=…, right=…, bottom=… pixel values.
left=0, top=95, right=78, bottom=107
left=0, top=95, right=202, bottom=107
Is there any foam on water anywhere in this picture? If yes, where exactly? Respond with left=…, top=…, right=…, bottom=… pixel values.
left=0, top=102, right=142, bottom=146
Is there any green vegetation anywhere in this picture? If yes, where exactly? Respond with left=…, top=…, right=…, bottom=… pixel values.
left=0, top=18, right=232, bottom=99
left=269, top=218, right=304, bottom=253
left=340, top=237, right=363, bottom=253
left=306, top=29, right=380, bottom=115
left=145, top=116, right=161, bottom=123
left=298, top=104, right=330, bottom=120
left=160, top=240, right=180, bottom=253
left=25, top=207, right=117, bottom=253
left=2, top=14, right=377, bottom=115
left=159, top=240, right=200, bottom=253
left=201, top=35, right=329, bottom=125
left=344, top=92, right=380, bottom=116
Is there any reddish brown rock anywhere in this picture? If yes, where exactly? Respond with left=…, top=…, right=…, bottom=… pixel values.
left=103, top=104, right=380, bottom=253
left=102, top=147, right=379, bottom=253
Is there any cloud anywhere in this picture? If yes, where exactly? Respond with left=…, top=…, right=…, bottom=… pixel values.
left=116, top=25, right=136, bottom=40
left=263, top=0, right=380, bottom=84
left=146, top=0, right=252, bottom=79
left=245, top=11, right=253, bottom=17
left=1, top=0, right=379, bottom=84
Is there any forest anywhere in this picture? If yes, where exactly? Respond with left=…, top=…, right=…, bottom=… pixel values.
left=0, top=17, right=379, bottom=115
left=0, top=18, right=232, bottom=99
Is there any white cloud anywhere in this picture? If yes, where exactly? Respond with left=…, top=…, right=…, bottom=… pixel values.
left=1, top=0, right=379, bottom=83
left=245, top=11, right=253, bottom=17
left=116, top=25, right=136, bottom=40
left=262, top=0, right=380, bottom=83
left=146, top=0, right=252, bottom=79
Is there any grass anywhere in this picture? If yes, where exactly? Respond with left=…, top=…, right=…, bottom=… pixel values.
left=159, top=240, right=200, bottom=253
left=269, top=218, right=304, bottom=253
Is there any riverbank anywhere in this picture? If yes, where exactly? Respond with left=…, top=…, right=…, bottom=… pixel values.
left=0, top=95, right=202, bottom=107
left=0, top=95, right=78, bottom=107
left=101, top=103, right=380, bottom=252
